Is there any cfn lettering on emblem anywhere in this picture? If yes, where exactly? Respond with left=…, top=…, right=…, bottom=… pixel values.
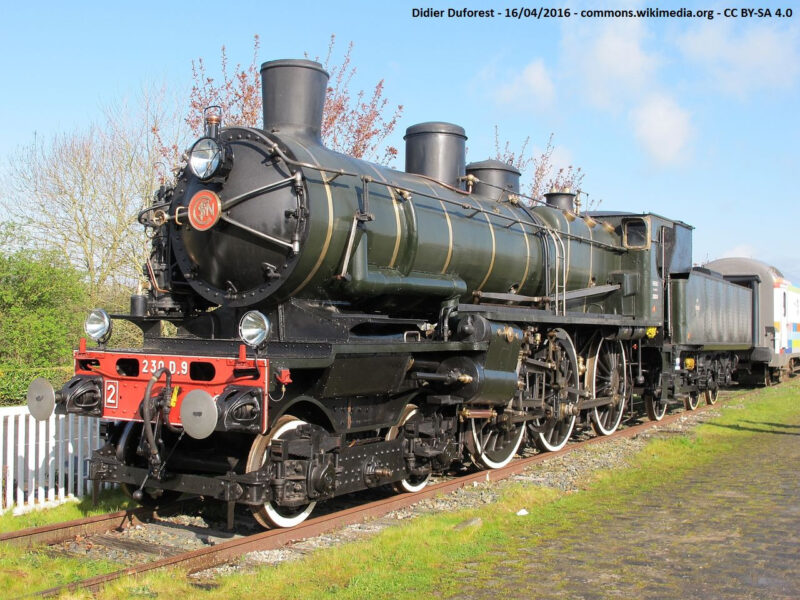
left=188, top=190, right=222, bottom=231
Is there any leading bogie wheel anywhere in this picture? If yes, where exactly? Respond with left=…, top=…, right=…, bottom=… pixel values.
left=386, top=404, right=432, bottom=492
left=588, top=339, right=628, bottom=436
left=246, top=415, right=317, bottom=528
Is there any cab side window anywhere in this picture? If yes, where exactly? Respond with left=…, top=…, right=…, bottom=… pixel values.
left=623, top=219, right=649, bottom=249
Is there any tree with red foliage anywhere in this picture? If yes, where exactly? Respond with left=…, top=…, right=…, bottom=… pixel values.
left=183, top=35, right=402, bottom=165
left=494, top=128, right=588, bottom=208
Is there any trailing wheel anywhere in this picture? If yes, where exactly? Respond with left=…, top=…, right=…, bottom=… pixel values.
left=246, top=415, right=316, bottom=528
left=587, top=339, right=628, bottom=436
left=644, top=393, right=667, bottom=421
left=705, top=373, right=719, bottom=406
left=386, top=404, right=431, bottom=492
left=683, top=392, right=700, bottom=411
left=705, top=386, right=719, bottom=405
left=529, top=330, right=579, bottom=452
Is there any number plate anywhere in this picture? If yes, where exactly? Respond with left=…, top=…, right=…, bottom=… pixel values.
left=141, top=358, right=190, bottom=376
left=104, top=380, right=119, bottom=408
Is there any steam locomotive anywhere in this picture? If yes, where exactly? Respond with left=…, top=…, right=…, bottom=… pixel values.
left=27, top=59, right=800, bottom=529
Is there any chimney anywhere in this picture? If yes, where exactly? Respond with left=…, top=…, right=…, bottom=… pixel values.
left=260, top=59, right=329, bottom=143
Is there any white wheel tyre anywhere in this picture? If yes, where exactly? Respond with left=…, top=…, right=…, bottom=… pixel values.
left=470, top=417, right=525, bottom=469
left=387, top=405, right=431, bottom=493
left=532, top=330, right=579, bottom=453
left=248, top=416, right=317, bottom=528
left=589, top=339, right=628, bottom=436
left=534, top=414, right=577, bottom=452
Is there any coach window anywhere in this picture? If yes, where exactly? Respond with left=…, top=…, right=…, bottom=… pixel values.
left=623, top=218, right=649, bottom=249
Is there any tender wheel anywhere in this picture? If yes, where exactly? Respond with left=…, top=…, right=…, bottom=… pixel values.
left=587, top=339, right=628, bottom=436
left=529, top=329, right=579, bottom=452
left=644, top=393, right=667, bottom=421
left=246, top=415, right=317, bottom=528
left=683, top=392, right=700, bottom=411
left=386, top=404, right=431, bottom=492
left=469, top=408, right=525, bottom=469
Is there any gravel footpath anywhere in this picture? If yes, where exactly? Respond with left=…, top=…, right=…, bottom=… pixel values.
left=197, top=403, right=725, bottom=578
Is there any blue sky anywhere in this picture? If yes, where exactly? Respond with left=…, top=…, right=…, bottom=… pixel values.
left=2, top=1, right=798, bottom=281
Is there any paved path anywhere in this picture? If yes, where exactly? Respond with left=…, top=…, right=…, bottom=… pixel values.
left=450, top=410, right=800, bottom=599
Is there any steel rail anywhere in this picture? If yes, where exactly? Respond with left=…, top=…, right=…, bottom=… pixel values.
left=0, top=500, right=198, bottom=549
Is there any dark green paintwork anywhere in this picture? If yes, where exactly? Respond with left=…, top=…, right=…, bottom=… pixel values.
left=269, top=135, right=630, bottom=316
left=670, top=270, right=753, bottom=349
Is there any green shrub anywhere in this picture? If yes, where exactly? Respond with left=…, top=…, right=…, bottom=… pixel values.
left=0, top=249, right=88, bottom=404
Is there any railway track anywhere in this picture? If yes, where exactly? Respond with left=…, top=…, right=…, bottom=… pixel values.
left=8, top=395, right=732, bottom=598
left=0, top=500, right=204, bottom=549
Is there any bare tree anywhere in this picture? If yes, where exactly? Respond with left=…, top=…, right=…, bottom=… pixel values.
left=185, top=35, right=403, bottom=164
left=1, top=92, right=179, bottom=305
left=494, top=128, right=586, bottom=207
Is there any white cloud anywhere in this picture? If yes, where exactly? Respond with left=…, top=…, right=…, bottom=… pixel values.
left=677, top=23, right=800, bottom=96
left=495, top=59, right=555, bottom=109
left=630, top=95, right=692, bottom=165
left=562, top=20, right=660, bottom=109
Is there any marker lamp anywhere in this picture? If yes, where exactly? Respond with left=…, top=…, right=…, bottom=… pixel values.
left=85, top=309, right=112, bottom=343
left=239, top=311, right=271, bottom=348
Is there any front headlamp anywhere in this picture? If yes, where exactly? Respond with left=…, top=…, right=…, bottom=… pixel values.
left=239, top=311, right=271, bottom=348
left=189, top=137, right=225, bottom=180
left=189, top=138, right=222, bottom=179
left=85, top=309, right=112, bottom=343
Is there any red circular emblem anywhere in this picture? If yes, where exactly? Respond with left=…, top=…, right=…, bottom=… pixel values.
left=187, top=190, right=222, bottom=231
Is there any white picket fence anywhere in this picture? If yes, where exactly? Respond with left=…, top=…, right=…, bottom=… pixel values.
left=0, top=406, right=102, bottom=514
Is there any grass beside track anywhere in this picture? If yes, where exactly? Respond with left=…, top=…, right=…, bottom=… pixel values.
left=0, top=490, right=133, bottom=534
left=4, top=380, right=798, bottom=599
left=0, top=491, right=132, bottom=597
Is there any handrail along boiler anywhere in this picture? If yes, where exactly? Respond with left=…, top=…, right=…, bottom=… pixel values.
left=26, top=58, right=799, bottom=528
